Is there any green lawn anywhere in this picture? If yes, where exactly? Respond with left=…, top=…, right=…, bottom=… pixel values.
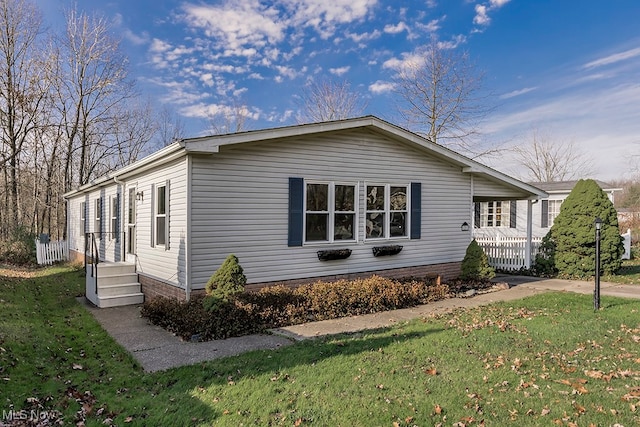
left=605, top=258, right=640, bottom=285
left=1, top=265, right=640, bottom=426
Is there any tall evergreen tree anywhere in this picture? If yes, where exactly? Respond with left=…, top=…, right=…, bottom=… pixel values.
left=549, top=179, right=623, bottom=278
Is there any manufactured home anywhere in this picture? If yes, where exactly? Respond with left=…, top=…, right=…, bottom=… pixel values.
left=64, top=116, right=547, bottom=307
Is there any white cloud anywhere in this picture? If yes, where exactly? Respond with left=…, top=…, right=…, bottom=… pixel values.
left=417, top=18, right=442, bottom=33
left=582, top=47, right=640, bottom=70
left=150, top=38, right=171, bottom=52
left=369, top=80, right=395, bottom=94
left=473, top=4, right=490, bottom=25
left=437, top=34, right=467, bottom=49
left=382, top=52, right=425, bottom=70
left=330, top=66, right=351, bottom=76
left=284, top=0, right=378, bottom=39
left=473, top=0, right=510, bottom=27
left=384, top=22, right=408, bottom=34
left=181, top=1, right=285, bottom=55
left=179, top=102, right=259, bottom=121
left=346, top=29, right=382, bottom=43
left=499, top=87, right=537, bottom=99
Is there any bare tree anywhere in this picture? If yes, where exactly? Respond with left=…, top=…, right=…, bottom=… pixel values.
left=512, top=128, right=594, bottom=182
left=155, top=105, right=185, bottom=147
left=56, top=7, right=138, bottom=190
left=208, top=102, right=251, bottom=135
left=296, top=78, right=367, bottom=124
left=0, top=0, right=47, bottom=235
left=392, top=38, right=490, bottom=157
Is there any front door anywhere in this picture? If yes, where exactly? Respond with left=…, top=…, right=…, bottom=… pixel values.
left=125, top=187, right=137, bottom=263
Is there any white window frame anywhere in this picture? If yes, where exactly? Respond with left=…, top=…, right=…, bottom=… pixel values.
left=303, top=181, right=358, bottom=244
left=365, top=183, right=410, bottom=240
left=80, top=201, right=86, bottom=235
left=109, top=195, right=118, bottom=240
left=480, top=201, right=510, bottom=228
left=94, top=198, right=102, bottom=238
left=155, top=184, right=167, bottom=247
left=548, top=199, right=563, bottom=227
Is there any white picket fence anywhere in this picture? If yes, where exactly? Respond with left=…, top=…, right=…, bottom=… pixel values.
left=475, top=236, right=542, bottom=271
left=622, top=229, right=631, bottom=260
left=35, top=239, right=69, bottom=265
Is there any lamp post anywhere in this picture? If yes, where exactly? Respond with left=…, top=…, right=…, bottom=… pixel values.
left=594, top=217, right=602, bottom=310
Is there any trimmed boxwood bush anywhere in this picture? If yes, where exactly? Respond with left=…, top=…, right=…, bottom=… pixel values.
left=460, top=239, right=495, bottom=281
left=142, top=275, right=448, bottom=340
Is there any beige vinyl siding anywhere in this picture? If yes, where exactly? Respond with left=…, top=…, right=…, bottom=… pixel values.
left=129, top=157, right=188, bottom=288
left=189, top=128, right=472, bottom=288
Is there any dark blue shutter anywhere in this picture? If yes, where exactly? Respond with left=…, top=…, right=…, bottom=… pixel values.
left=510, top=201, right=517, bottom=228
left=410, top=182, right=421, bottom=239
left=288, top=177, right=304, bottom=246
left=541, top=200, right=549, bottom=228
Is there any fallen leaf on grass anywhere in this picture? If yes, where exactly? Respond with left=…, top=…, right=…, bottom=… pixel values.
left=557, top=378, right=588, bottom=394
left=622, top=387, right=640, bottom=401
left=424, top=367, right=438, bottom=376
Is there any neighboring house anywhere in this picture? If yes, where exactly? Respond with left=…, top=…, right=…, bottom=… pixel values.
left=64, top=116, right=546, bottom=307
left=473, top=180, right=620, bottom=240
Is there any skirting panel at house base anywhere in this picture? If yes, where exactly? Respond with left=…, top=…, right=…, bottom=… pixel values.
left=139, top=262, right=462, bottom=302
left=69, top=249, right=84, bottom=264
left=139, top=275, right=191, bottom=301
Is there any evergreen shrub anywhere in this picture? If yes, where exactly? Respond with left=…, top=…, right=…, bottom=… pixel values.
left=460, top=239, right=495, bottom=281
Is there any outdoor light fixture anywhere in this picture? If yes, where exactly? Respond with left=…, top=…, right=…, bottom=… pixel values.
left=461, top=221, right=470, bottom=232
left=136, top=191, right=144, bottom=202
left=594, top=217, right=603, bottom=310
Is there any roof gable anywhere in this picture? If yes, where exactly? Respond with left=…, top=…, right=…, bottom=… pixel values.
left=65, top=116, right=546, bottom=200
left=182, top=116, right=546, bottom=200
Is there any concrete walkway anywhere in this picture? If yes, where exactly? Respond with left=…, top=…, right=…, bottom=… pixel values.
left=80, top=276, right=640, bottom=372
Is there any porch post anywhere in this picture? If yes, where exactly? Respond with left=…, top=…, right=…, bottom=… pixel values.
left=525, top=199, right=533, bottom=269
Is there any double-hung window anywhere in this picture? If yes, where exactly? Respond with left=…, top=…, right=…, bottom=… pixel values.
left=305, top=182, right=356, bottom=242
left=548, top=199, right=562, bottom=227
left=80, top=201, right=86, bottom=235
left=110, top=196, right=118, bottom=240
left=365, top=184, right=409, bottom=239
left=94, top=198, right=102, bottom=237
left=155, top=184, right=167, bottom=246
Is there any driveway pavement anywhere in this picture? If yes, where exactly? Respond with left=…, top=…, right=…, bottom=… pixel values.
left=80, top=276, right=640, bottom=372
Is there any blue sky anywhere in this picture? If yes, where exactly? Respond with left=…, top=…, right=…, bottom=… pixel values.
left=37, top=0, right=640, bottom=181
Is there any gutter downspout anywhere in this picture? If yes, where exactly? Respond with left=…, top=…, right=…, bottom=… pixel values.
left=113, top=176, right=125, bottom=262
left=525, top=199, right=538, bottom=269
left=185, top=155, right=192, bottom=301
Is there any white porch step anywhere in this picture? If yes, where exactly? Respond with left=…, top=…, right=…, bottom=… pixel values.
left=97, top=273, right=139, bottom=286
left=97, top=283, right=142, bottom=297
left=95, top=262, right=136, bottom=276
left=96, top=293, right=144, bottom=308
left=86, top=261, right=143, bottom=308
